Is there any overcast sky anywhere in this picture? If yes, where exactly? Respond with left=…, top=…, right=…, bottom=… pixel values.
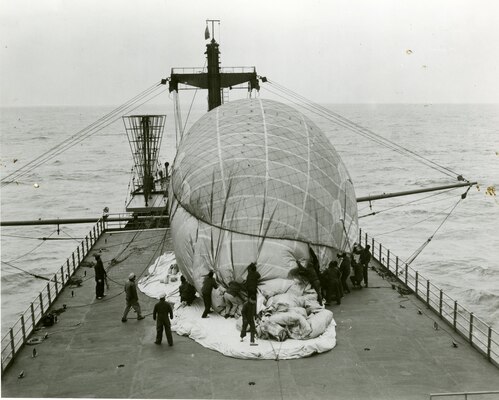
left=1, top=0, right=498, bottom=106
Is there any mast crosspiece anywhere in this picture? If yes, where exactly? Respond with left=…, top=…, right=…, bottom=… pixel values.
left=168, top=21, right=259, bottom=111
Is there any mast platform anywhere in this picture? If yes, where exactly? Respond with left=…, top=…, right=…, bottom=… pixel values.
left=125, top=192, right=168, bottom=214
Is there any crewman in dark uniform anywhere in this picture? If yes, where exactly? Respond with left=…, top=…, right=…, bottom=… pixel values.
left=360, top=245, right=372, bottom=287
left=122, top=273, right=144, bottom=322
left=179, top=275, right=197, bottom=305
left=201, top=271, right=218, bottom=318
left=301, top=246, right=323, bottom=305
left=339, top=252, right=351, bottom=294
left=324, top=261, right=342, bottom=305
left=245, top=263, right=261, bottom=300
left=93, top=254, right=107, bottom=299
left=350, top=258, right=364, bottom=289
left=240, top=295, right=258, bottom=346
left=153, top=293, right=174, bottom=346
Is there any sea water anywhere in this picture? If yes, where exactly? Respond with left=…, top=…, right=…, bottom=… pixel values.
left=1, top=103, right=498, bottom=334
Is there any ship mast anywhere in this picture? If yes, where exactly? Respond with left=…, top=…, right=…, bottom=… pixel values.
left=123, top=115, right=166, bottom=212
left=168, top=20, right=260, bottom=111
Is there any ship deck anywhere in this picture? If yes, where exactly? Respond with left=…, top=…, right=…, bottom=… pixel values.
left=2, top=228, right=498, bottom=399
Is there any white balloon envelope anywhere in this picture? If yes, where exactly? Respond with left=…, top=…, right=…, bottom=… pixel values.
left=169, top=98, right=358, bottom=299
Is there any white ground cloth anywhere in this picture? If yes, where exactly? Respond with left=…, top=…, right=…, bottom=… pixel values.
left=138, top=252, right=181, bottom=300
left=138, top=253, right=337, bottom=360
left=171, top=299, right=336, bottom=360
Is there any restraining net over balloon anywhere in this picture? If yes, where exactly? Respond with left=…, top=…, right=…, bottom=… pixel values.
left=172, top=98, right=357, bottom=246
left=166, top=98, right=358, bottom=357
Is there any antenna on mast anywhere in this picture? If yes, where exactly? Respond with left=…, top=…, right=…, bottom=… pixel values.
left=205, top=19, right=220, bottom=41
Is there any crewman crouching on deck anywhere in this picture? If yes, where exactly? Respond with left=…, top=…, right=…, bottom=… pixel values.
left=324, top=261, right=342, bottom=305
left=350, top=257, right=364, bottom=289
left=153, top=292, right=174, bottom=346
left=179, top=275, right=197, bottom=305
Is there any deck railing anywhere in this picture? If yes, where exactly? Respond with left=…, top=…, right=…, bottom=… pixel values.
left=359, top=229, right=499, bottom=368
left=2, top=224, right=496, bottom=372
left=0, top=218, right=107, bottom=373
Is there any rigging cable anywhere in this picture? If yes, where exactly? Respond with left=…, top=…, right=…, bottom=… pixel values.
left=261, top=85, right=439, bottom=174
left=5, top=230, right=57, bottom=263
left=173, top=91, right=183, bottom=148
left=261, top=80, right=464, bottom=180
left=19, top=85, right=168, bottom=184
left=404, top=186, right=470, bottom=265
left=59, top=227, right=84, bottom=243
left=375, top=202, right=458, bottom=236
left=2, top=233, right=49, bottom=240
left=1, top=82, right=166, bottom=187
left=182, top=88, right=199, bottom=134
left=267, top=80, right=462, bottom=178
left=1, top=260, right=62, bottom=284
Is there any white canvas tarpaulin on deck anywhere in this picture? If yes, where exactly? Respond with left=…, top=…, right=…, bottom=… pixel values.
left=138, top=252, right=337, bottom=360
left=171, top=300, right=336, bottom=360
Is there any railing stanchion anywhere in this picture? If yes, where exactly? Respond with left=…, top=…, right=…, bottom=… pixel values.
left=453, top=301, right=457, bottom=331
left=39, top=293, right=44, bottom=315
left=359, top=228, right=362, bottom=244
left=387, top=249, right=390, bottom=271
left=379, top=243, right=382, bottom=262
left=72, top=253, right=76, bottom=273
left=415, top=272, right=419, bottom=297
left=395, top=256, right=399, bottom=277
left=54, top=273, right=58, bottom=295
left=469, top=313, right=474, bottom=344
left=47, top=283, right=52, bottom=306
left=405, top=264, right=408, bottom=286
left=426, top=280, right=430, bottom=304
left=439, top=289, right=443, bottom=317
left=371, top=238, right=375, bottom=258
left=9, top=329, right=15, bottom=359
left=60, top=266, right=65, bottom=285
left=30, top=303, right=35, bottom=330
left=77, top=246, right=81, bottom=264
left=487, top=327, right=492, bottom=361
left=67, top=259, right=71, bottom=278
left=21, top=315, right=26, bottom=343
left=365, top=232, right=368, bottom=247
left=85, top=235, right=89, bottom=251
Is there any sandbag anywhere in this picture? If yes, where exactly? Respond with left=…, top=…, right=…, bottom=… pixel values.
left=268, top=311, right=312, bottom=339
left=307, top=309, right=334, bottom=339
